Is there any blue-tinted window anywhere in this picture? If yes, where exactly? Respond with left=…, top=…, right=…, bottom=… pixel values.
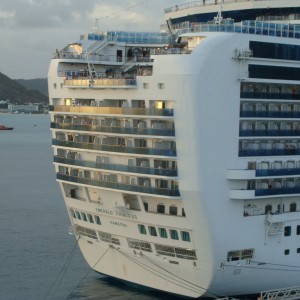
left=249, top=65, right=300, bottom=81
left=75, top=210, right=81, bottom=220
left=169, top=229, right=179, bottom=240
left=250, top=41, right=300, bottom=61
left=148, top=226, right=157, bottom=236
left=158, top=228, right=168, bottom=238
left=284, top=226, right=291, bottom=236
left=138, top=224, right=147, bottom=235
left=94, top=215, right=101, bottom=225
left=87, top=214, right=94, bottom=223
left=181, top=231, right=191, bottom=242
left=81, top=213, right=87, bottom=222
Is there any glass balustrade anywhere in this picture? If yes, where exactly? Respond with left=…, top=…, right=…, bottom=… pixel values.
left=240, top=129, right=300, bottom=137
left=49, top=106, right=174, bottom=117
left=54, top=156, right=178, bottom=176
left=51, top=122, right=175, bottom=136
left=57, top=173, right=180, bottom=197
left=52, top=139, right=177, bottom=156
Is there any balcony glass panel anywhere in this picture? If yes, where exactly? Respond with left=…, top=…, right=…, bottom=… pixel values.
left=239, top=148, right=299, bottom=157
left=255, top=186, right=300, bottom=196
left=49, top=106, right=174, bottom=117
left=256, top=168, right=300, bottom=177
left=240, top=129, right=300, bottom=137
left=52, top=139, right=176, bottom=156
left=56, top=173, right=180, bottom=197
left=54, top=156, right=177, bottom=176
left=51, top=122, right=175, bottom=136
left=241, top=91, right=300, bottom=100
left=240, top=111, right=300, bottom=118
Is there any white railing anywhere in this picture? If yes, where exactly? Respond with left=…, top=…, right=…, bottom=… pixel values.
left=165, top=0, right=280, bottom=14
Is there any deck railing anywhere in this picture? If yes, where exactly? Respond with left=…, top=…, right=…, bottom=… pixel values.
left=54, top=156, right=178, bottom=176
left=57, top=173, right=180, bottom=197
left=49, top=105, right=174, bottom=117
left=52, top=139, right=177, bottom=157
left=50, top=122, right=175, bottom=137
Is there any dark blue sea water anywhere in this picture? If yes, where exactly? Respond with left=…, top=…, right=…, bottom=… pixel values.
left=0, top=114, right=182, bottom=300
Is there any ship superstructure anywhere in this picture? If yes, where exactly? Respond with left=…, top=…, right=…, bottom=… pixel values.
left=48, top=0, right=300, bottom=298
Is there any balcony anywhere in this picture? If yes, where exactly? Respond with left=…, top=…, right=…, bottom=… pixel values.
left=63, top=78, right=137, bottom=89
left=239, top=148, right=299, bottom=157
left=56, top=173, right=180, bottom=197
left=256, top=168, right=300, bottom=177
left=54, top=156, right=178, bottom=176
left=51, top=122, right=175, bottom=137
left=52, top=139, right=177, bottom=156
left=240, top=129, right=300, bottom=137
left=227, top=167, right=300, bottom=179
left=240, top=111, right=300, bottom=118
left=241, top=91, right=300, bottom=101
left=49, top=106, right=174, bottom=117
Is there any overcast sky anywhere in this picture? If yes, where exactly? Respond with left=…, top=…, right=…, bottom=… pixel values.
left=0, top=0, right=189, bottom=80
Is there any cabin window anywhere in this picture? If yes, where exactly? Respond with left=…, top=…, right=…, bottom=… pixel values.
left=284, top=249, right=290, bottom=255
left=297, top=248, right=300, bottom=253
left=284, top=226, right=291, bottom=236
left=143, top=202, right=148, bottom=211
left=138, top=224, right=147, bottom=235
left=148, top=226, right=157, bottom=236
left=169, top=229, right=179, bottom=240
left=157, top=204, right=165, bottom=213
left=297, top=225, right=300, bottom=235
left=158, top=228, right=168, bottom=238
left=94, top=215, right=101, bottom=225
left=87, top=214, right=94, bottom=223
left=81, top=212, right=87, bottom=222
left=158, top=83, right=165, bottom=89
left=181, top=231, right=191, bottom=242
left=290, top=203, right=297, bottom=212
left=169, top=206, right=178, bottom=215
left=75, top=210, right=81, bottom=220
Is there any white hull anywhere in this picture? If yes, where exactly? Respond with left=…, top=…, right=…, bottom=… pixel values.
left=49, top=4, right=300, bottom=297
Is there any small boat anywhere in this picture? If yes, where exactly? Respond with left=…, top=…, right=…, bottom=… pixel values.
left=0, top=125, right=13, bottom=130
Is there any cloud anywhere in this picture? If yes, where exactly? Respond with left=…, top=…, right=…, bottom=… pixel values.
left=0, top=0, right=188, bottom=79
left=0, top=0, right=97, bottom=28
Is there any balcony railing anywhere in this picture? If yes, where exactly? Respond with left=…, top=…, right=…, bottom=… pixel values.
left=56, top=173, right=180, bottom=197
left=51, top=122, right=175, bottom=137
left=49, top=106, right=174, bottom=117
left=256, top=168, right=300, bottom=177
left=240, top=129, right=300, bottom=137
left=52, top=139, right=177, bottom=156
left=239, top=148, right=299, bottom=157
left=241, top=91, right=300, bottom=101
left=255, top=186, right=300, bottom=196
left=240, top=111, right=300, bottom=118
left=54, top=156, right=178, bottom=176
left=64, top=78, right=137, bottom=88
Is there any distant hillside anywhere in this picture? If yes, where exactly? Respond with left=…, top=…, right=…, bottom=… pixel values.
left=16, top=78, right=48, bottom=97
left=0, top=72, right=48, bottom=104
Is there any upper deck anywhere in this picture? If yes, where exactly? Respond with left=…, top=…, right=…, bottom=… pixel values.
left=165, top=0, right=300, bottom=24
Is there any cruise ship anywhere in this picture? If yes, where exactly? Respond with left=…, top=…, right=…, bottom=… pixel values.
left=48, top=0, right=300, bottom=298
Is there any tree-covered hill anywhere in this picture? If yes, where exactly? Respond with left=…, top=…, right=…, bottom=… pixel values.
left=0, top=72, right=48, bottom=104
